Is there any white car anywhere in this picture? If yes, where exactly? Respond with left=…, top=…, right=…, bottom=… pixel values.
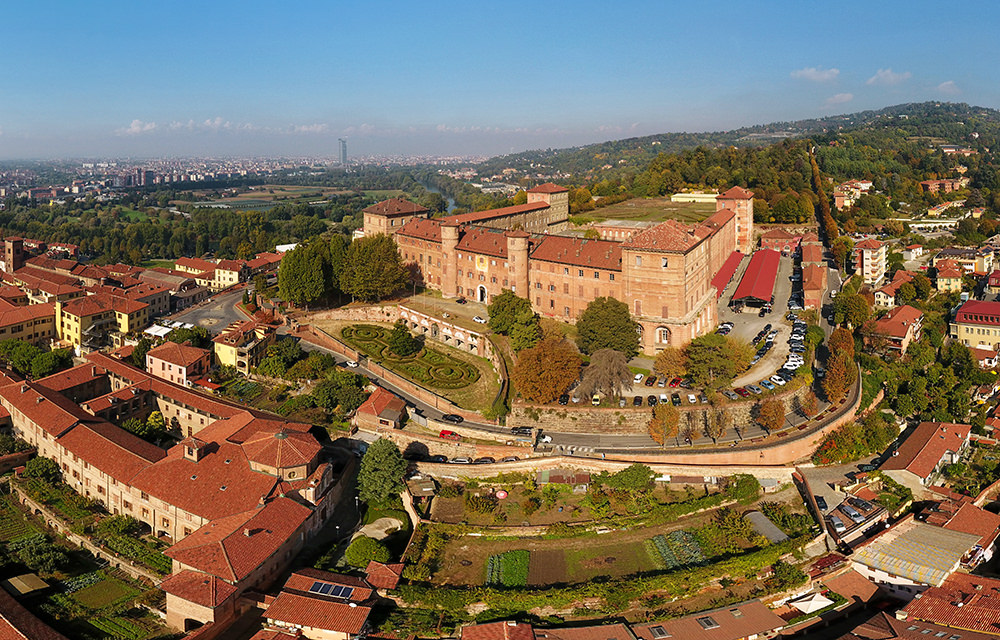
left=770, top=375, right=786, bottom=386
left=473, top=316, right=487, bottom=324
left=345, top=360, right=359, bottom=368
left=633, top=373, right=644, bottom=384
left=539, top=435, right=552, bottom=443
left=687, top=393, right=697, bottom=404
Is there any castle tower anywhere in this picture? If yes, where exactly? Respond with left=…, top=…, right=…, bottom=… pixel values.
left=716, top=187, right=755, bottom=254
left=441, top=222, right=460, bottom=298
left=505, top=230, right=530, bottom=297
left=526, top=183, right=570, bottom=232
left=2, top=237, right=24, bottom=273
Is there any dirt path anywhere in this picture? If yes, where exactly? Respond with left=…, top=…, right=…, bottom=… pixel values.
left=351, top=517, right=403, bottom=541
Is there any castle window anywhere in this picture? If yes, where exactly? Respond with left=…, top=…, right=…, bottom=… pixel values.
left=594, top=271, right=599, bottom=279
left=565, top=307, right=570, bottom=315
left=609, top=273, right=615, bottom=281
left=578, top=269, right=584, bottom=277
left=635, top=256, right=642, bottom=267
left=661, top=257, right=669, bottom=268
left=563, top=267, right=569, bottom=275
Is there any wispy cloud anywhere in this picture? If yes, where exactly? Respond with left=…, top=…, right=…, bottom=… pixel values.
left=290, top=123, right=330, bottom=134
left=866, top=68, right=911, bottom=86
left=824, top=93, right=854, bottom=107
left=118, top=119, right=158, bottom=135
left=936, top=80, right=960, bottom=95
left=791, top=67, right=839, bottom=82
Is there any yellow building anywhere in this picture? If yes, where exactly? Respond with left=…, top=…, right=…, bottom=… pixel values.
left=56, top=293, right=149, bottom=353
left=212, top=320, right=276, bottom=374
left=0, top=302, right=56, bottom=346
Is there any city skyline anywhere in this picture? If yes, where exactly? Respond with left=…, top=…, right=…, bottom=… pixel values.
left=1, top=0, right=998, bottom=160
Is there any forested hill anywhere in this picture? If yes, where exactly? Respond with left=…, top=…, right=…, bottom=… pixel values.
left=474, top=102, right=1000, bottom=180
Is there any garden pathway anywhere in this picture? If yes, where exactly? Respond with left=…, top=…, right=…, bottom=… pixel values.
left=351, top=516, right=404, bottom=541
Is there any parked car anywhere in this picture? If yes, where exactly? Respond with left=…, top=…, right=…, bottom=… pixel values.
left=722, top=390, right=739, bottom=400
left=735, top=387, right=751, bottom=398
left=571, top=394, right=581, bottom=403
left=591, top=394, right=601, bottom=406
left=345, top=360, right=359, bottom=368
left=770, top=375, right=786, bottom=386
left=558, top=394, right=569, bottom=405
left=500, top=456, right=520, bottom=463
left=633, top=396, right=643, bottom=407
left=450, top=457, right=472, bottom=464
left=510, top=427, right=533, bottom=436
left=841, top=504, right=865, bottom=524
left=658, top=378, right=668, bottom=388
left=759, top=307, right=768, bottom=317
left=680, top=378, right=693, bottom=389
left=645, top=375, right=657, bottom=387
left=441, top=414, right=464, bottom=424
left=746, top=384, right=762, bottom=394
left=849, top=497, right=874, bottom=511
left=699, top=393, right=708, bottom=404
left=829, top=515, right=846, bottom=534
left=687, top=393, right=697, bottom=404
left=670, top=393, right=681, bottom=406
left=815, top=495, right=828, bottom=511
left=439, top=430, right=461, bottom=441
left=759, top=380, right=775, bottom=391
left=633, top=373, right=645, bottom=384
left=647, top=395, right=658, bottom=406
left=659, top=393, right=670, bottom=404
left=669, top=377, right=682, bottom=388
left=474, top=457, right=495, bottom=464
left=619, top=397, right=627, bottom=408
left=538, top=434, right=552, bottom=443
left=473, top=316, right=487, bottom=324
left=427, top=455, right=448, bottom=463
left=455, top=297, right=467, bottom=304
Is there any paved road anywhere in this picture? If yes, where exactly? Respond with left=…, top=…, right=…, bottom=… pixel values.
left=169, top=289, right=246, bottom=332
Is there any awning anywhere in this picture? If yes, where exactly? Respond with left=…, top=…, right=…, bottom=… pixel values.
left=711, top=251, right=744, bottom=298
left=790, top=593, right=834, bottom=614
left=732, top=249, right=781, bottom=303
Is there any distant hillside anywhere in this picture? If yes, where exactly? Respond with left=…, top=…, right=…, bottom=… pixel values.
left=473, top=102, right=1000, bottom=181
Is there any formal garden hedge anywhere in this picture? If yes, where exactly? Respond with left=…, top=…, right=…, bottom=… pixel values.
left=342, top=324, right=481, bottom=389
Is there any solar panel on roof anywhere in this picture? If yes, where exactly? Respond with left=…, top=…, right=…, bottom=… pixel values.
left=308, top=581, right=325, bottom=594
left=340, top=586, right=354, bottom=599
left=319, top=583, right=333, bottom=595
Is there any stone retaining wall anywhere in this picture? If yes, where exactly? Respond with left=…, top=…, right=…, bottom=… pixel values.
left=510, top=382, right=814, bottom=435
left=6, top=481, right=161, bottom=584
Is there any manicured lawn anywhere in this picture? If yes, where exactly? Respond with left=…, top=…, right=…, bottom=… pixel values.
left=119, top=208, right=149, bottom=222
left=570, top=198, right=715, bottom=225
left=72, top=576, right=139, bottom=609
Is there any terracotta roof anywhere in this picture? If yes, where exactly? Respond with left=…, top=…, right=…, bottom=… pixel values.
left=35, top=363, right=106, bottom=393
left=622, top=219, right=712, bottom=253
left=364, top=198, right=430, bottom=216
left=855, top=238, right=885, bottom=251
left=530, top=235, right=622, bottom=271
left=283, top=567, right=374, bottom=600
left=396, top=217, right=443, bottom=242
left=212, top=320, right=273, bottom=346
left=356, top=387, right=406, bottom=422
left=940, top=502, right=1000, bottom=547
left=820, top=568, right=880, bottom=604
left=215, top=259, right=246, bottom=272
left=872, top=305, right=923, bottom=339
left=365, top=561, right=404, bottom=590
left=632, top=600, right=784, bottom=640
left=711, top=251, right=744, bottom=297
left=760, top=228, right=797, bottom=240
left=0, top=380, right=95, bottom=438
left=802, top=263, right=827, bottom=292
left=955, top=300, right=1000, bottom=327
left=440, top=202, right=548, bottom=225
left=146, top=341, right=210, bottom=369
left=159, top=569, right=238, bottom=608
left=527, top=183, right=568, bottom=194
left=901, top=573, right=1000, bottom=635
left=937, top=267, right=962, bottom=280
left=265, top=591, right=372, bottom=634
left=462, top=621, right=537, bottom=640
left=881, top=421, right=971, bottom=480
left=456, top=226, right=512, bottom=258
left=876, top=271, right=915, bottom=297
left=240, top=428, right=320, bottom=470
left=166, top=497, right=311, bottom=581
left=841, top=611, right=997, bottom=640
left=249, top=630, right=300, bottom=640
left=702, top=208, right=735, bottom=230
left=0, top=585, right=71, bottom=640
left=175, top=257, right=217, bottom=272
left=60, top=292, right=147, bottom=317
left=57, top=420, right=165, bottom=483
left=717, top=186, right=754, bottom=200
left=534, top=623, right=634, bottom=640
left=0, top=302, right=54, bottom=328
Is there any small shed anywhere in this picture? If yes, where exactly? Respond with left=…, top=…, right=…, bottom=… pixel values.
left=2, top=573, right=48, bottom=597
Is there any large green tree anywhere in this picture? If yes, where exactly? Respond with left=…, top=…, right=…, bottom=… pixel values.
left=487, top=290, right=533, bottom=334
left=340, top=234, right=409, bottom=303
left=576, top=297, right=640, bottom=359
left=684, top=334, right=753, bottom=387
left=358, top=438, right=406, bottom=508
left=278, top=241, right=330, bottom=306
left=344, top=535, right=391, bottom=567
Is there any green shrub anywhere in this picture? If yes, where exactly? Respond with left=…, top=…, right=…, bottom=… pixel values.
left=344, top=535, right=391, bottom=567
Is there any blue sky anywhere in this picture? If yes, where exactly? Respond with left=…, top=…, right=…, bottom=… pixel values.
left=1, top=0, right=998, bottom=160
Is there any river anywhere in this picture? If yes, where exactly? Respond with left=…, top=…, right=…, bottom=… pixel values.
left=419, top=182, right=457, bottom=212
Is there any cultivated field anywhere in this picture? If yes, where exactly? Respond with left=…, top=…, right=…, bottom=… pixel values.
left=570, top=197, right=715, bottom=225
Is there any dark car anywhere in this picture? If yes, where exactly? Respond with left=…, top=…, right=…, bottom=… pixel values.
left=671, top=393, right=681, bottom=406
left=632, top=396, right=643, bottom=407
left=510, top=427, right=533, bottom=436
left=647, top=395, right=657, bottom=406
left=455, top=297, right=467, bottom=304
left=645, top=375, right=657, bottom=387
left=441, top=414, right=464, bottom=424
left=558, top=394, right=569, bottom=405
left=759, top=307, right=767, bottom=317
left=427, top=455, right=448, bottom=463
left=699, top=393, right=708, bottom=404
left=763, top=323, right=772, bottom=333
left=815, top=495, right=828, bottom=510
left=474, top=457, right=496, bottom=464
left=680, top=378, right=693, bottom=389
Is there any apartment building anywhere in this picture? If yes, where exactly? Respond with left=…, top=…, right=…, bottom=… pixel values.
left=852, top=239, right=887, bottom=285
left=212, top=321, right=277, bottom=374
left=146, top=341, right=211, bottom=386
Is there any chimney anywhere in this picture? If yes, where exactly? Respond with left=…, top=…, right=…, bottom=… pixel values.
left=35, top=396, right=43, bottom=404
left=243, top=528, right=252, bottom=537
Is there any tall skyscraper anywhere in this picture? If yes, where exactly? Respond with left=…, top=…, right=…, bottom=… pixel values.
left=338, top=138, right=348, bottom=165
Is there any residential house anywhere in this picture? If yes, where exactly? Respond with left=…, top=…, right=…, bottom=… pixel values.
left=837, top=611, right=996, bottom=640
left=950, top=300, right=1000, bottom=350
left=212, top=321, right=276, bottom=374
left=802, top=264, right=827, bottom=309
left=874, top=271, right=915, bottom=308
left=258, top=568, right=374, bottom=640
left=0, top=301, right=55, bottom=346
left=935, top=260, right=963, bottom=293
left=899, top=573, right=1000, bottom=634
left=880, top=421, right=971, bottom=488
left=55, top=293, right=149, bottom=354
left=869, top=305, right=923, bottom=352
left=353, top=387, right=407, bottom=430
left=987, top=269, right=1000, bottom=295
left=758, top=228, right=801, bottom=254
left=933, top=247, right=993, bottom=274
left=146, top=342, right=212, bottom=387
left=902, top=245, right=923, bottom=261
left=632, top=600, right=786, bottom=640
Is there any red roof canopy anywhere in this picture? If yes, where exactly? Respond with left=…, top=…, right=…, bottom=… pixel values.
left=731, top=250, right=780, bottom=303
left=711, top=251, right=743, bottom=298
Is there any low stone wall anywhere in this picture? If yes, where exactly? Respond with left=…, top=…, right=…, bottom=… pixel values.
left=510, top=382, right=814, bottom=435
left=7, top=482, right=161, bottom=584
left=306, top=304, right=400, bottom=324
left=364, top=425, right=531, bottom=461
left=0, top=449, right=34, bottom=475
